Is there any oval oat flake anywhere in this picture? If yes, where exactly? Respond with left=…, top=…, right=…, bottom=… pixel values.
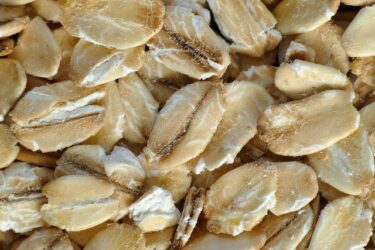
left=258, top=90, right=360, bottom=156
left=59, top=0, right=165, bottom=50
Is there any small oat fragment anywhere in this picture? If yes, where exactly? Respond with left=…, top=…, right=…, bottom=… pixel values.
left=262, top=206, right=314, bottom=250
left=170, top=187, right=205, bottom=248
left=148, top=6, right=231, bottom=80
left=118, top=74, right=159, bottom=144
left=129, top=186, right=181, bottom=233
left=68, top=223, right=110, bottom=247
left=258, top=90, right=360, bottom=156
left=10, top=80, right=106, bottom=152
left=207, top=0, right=281, bottom=57
left=32, top=0, right=62, bottom=23
left=56, top=145, right=144, bottom=220
left=351, top=56, right=375, bottom=87
left=282, top=41, right=316, bottom=63
left=84, top=223, right=146, bottom=250
left=275, top=60, right=351, bottom=99
left=70, top=39, right=145, bottom=87
left=17, top=228, right=75, bottom=250
left=145, top=227, right=175, bottom=250
left=41, top=175, right=119, bottom=231
left=296, top=22, right=350, bottom=73
left=0, top=16, right=29, bottom=38
left=0, top=59, right=26, bottom=122
left=10, top=16, right=61, bottom=78
left=273, top=0, right=340, bottom=35
left=144, top=81, right=225, bottom=169
left=0, top=163, right=53, bottom=233
left=60, top=0, right=165, bottom=50
left=53, top=27, right=78, bottom=81
left=142, top=160, right=192, bottom=203
left=85, top=82, right=125, bottom=151
left=342, top=5, right=375, bottom=57
left=309, top=196, right=372, bottom=250
left=204, top=161, right=277, bottom=236
left=270, top=162, right=318, bottom=215
left=360, top=102, right=375, bottom=153
left=0, top=5, right=25, bottom=22
left=309, top=127, right=374, bottom=196
left=184, top=230, right=266, bottom=250
left=0, top=38, right=15, bottom=57
left=0, top=124, right=19, bottom=169
left=193, top=81, right=273, bottom=173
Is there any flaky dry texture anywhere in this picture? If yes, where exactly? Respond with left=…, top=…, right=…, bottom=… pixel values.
left=258, top=90, right=360, bottom=156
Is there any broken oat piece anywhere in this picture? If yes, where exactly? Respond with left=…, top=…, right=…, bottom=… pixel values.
left=342, top=5, right=375, bottom=57
left=163, top=0, right=211, bottom=23
left=273, top=0, right=340, bottom=35
left=308, top=127, right=375, bottom=196
left=204, top=161, right=277, bottom=236
left=275, top=60, right=351, bottom=99
left=351, top=56, right=375, bottom=87
left=169, top=186, right=205, bottom=249
left=118, top=74, right=159, bottom=144
left=31, top=0, right=62, bottom=23
left=10, top=16, right=61, bottom=78
left=70, top=39, right=145, bottom=87
left=16, top=228, right=75, bottom=250
left=0, top=38, right=15, bottom=57
left=148, top=6, right=231, bottom=80
left=0, top=163, right=53, bottom=233
left=0, top=59, right=26, bottom=122
left=145, top=227, right=175, bottom=250
left=84, top=223, right=146, bottom=250
left=59, top=0, right=165, bottom=50
left=309, top=196, right=372, bottom=250
left=0, top=124, right=19, bottom=169
left=258, top=90, right=360, bottom=156
left=41, top=175, right=119, bottom=231
left=10, top=80, right=106, bottom=152
left=207, top=0, right=281, bottom=57
left=129, top=186, right=180, bottom=233
left=193, top=81, right=273, bottom=173
left=295, top=22, right=350, bottom=73
left=144, top=81, right=225, bottom=169
left=360, top=102, right=375, bottom=154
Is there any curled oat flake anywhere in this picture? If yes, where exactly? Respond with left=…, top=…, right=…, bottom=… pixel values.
left=275, top=60, right=351, bottom=99
left=148, top=6, right=231, bottom=80
left=273, top=0, right=340, bottom=35
left=163, top=0, right=211, bottom=23
left=0, top=16, right=29, bottom=39
left=16, top=147, right=57, bottom=168
left=258, top=90, right=360, bottom=156
left=282, top=41, right=316, bottom=63
left=0, top=5, right=25, bottom=22
left=144, top=81, right=225, bottom=169
left=32, top=0, right=62, bottom=23
left=360, top=102, right=375, bottom=153
left=207, top=0, right=281, bottom=57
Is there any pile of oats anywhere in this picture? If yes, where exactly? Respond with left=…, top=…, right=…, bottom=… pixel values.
left=1, top=0, right=375, bottom=249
